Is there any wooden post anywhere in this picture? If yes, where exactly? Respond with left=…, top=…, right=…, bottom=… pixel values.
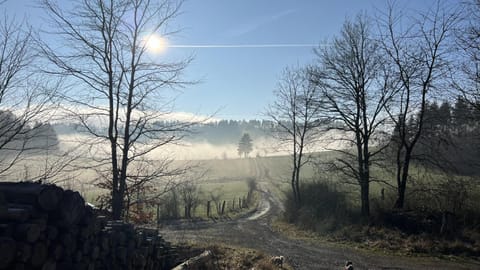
left=206, top=201, right=210, bottom=218
left=156, top=204, right=160, bottom=226
left=221, top=201, right=225, bottom=215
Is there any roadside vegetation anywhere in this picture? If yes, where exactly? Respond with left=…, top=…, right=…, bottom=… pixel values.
left=175, top=243, right=294, bottom=270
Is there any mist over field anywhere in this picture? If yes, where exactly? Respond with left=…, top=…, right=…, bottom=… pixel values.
left=56, top=128, right=359, bottom=160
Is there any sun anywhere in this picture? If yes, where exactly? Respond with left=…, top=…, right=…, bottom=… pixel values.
left=143, top=34, right=168, bottom=54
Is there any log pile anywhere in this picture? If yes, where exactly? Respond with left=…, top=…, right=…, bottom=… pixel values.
left=0, top=182, right=176, bottom=270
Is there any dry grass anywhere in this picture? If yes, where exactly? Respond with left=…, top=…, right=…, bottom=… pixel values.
left=175, top=243, right=293, bottom=270
left=273, top=219, right=480, bottom=261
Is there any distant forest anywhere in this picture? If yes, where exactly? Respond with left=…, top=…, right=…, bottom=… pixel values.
left=48, top=96, right=480, bottom=169
left=52, top=119, right=276, bottom=145
left=391, top=96, right=480, bottom=176
left=0, top=110, right=59, bottom=154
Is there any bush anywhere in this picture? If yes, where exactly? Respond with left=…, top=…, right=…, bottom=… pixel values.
left=284, top=181, right=354, bottom=233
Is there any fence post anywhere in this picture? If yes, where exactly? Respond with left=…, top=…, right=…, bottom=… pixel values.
left=207, top=201, right=210, bottom=218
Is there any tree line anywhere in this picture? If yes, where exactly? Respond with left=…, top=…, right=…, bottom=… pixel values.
left=268, top=1, right=480, bottom=219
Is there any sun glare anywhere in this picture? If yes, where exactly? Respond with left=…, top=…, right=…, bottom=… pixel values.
left=144, top=34, right=168, bottom=54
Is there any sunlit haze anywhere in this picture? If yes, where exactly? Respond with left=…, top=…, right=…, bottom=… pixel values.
left=143, top=34, right=169, bottom=54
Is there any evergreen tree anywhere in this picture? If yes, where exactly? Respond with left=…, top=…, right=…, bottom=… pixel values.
left=237, top=133, right=253, bottom=158
left=438, top=101, right=452, bottom=128
left=453, top=96, right=471, bottom=128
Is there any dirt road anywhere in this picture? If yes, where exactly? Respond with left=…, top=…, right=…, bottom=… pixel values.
left=160, top=159, right=480, bottom=269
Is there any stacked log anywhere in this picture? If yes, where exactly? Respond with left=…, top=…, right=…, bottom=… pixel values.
left=0, top=182, right=176, bottom=270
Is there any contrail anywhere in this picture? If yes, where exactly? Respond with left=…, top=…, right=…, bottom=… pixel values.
left=167, top=43, right=322, bottom=48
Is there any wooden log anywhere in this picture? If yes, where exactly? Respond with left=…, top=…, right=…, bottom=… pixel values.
left=79, top=239, right=92, bottom=255
left=41, top=260, right=56, bottom=270
left=0, top=182, right=63, bottom=211
left=56, top=261, right=73, bottom=270
left=46, top=225, right=58, bottom=241
left=0, top=223, right=14, bottom=237
left=79, top=224, right=93, bottom=239
left=14, top=263, right=25, bottom=270
left=99, top=235, right=109, bottom=251
left=49, top=242, right=63, bottom=260
left=91, top=245, right=100, bottom=260
left=0, top=192, right=6, bottom=211
left=59, top=232, right=76, bottom=255
left=30, top=217, right=48, bottom=232
left=116, top=246, right=127, bottom=264
left=31, top=242, right=48, bottom=267
left=73, top=250, right=83, bottom=263
left=15, top=223, right=42, bottom=243
left=55, top=190, right=85, bottom=227
left=0, top=207, right=30, bottom=222
left=171, top=250, right=213, bottom=270
left=15, top=242, right=32, bottom=263
left=0, top=236, right=16, bottom=269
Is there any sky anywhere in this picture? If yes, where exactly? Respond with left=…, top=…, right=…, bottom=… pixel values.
left=3, top=0, right=439, bottom=120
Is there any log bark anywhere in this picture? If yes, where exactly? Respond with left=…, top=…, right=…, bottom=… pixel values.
left=0, top=182, right=63, bottom=211
left=15, top=242, right=31, bottom=263
left=0, top=237, right=16, bottom=269
left=41, top=260, right=56, bottom=270
left=30, top=242, right=48, bottom=267
left=46, top=225, right=58, bottom=241
left=49, top=243, right=63, bottom=260
left=14, top=263, right=25, bottom=270
left=15, top=223, right=41, bottom=243
left=0, top=223, right=14, bottom=237
left=56, top=190, right=85, bottom=227
left=0, top=207, right=30, bottom=222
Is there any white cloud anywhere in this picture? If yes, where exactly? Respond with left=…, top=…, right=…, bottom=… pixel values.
left=46, top=105, right=219, bottom=125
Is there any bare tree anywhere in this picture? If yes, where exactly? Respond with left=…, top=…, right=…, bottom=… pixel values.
left=267, top=67, right=324, bottom=207
left=310, top=14, right=395, bottom=217
left=179, top=178, right=200, bottom=219
left=454, top=0, right=480, bottom=111
left=39, top=0, right=192, bottom=219
left=0, top=12, right=61, bottom=179
left=378, top=2, right=458, bottom=208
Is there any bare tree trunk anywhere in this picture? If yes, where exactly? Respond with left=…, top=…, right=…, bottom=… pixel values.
left=360, top=179, right=370, bottom=217
left=394, top=148, right=412, bottom=208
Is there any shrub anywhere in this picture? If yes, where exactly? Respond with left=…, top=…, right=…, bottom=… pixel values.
left=284, top=181, right=354, bottom=233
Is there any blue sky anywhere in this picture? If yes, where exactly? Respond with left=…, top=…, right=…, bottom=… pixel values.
left=4, top=0, right=438, bottom=120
